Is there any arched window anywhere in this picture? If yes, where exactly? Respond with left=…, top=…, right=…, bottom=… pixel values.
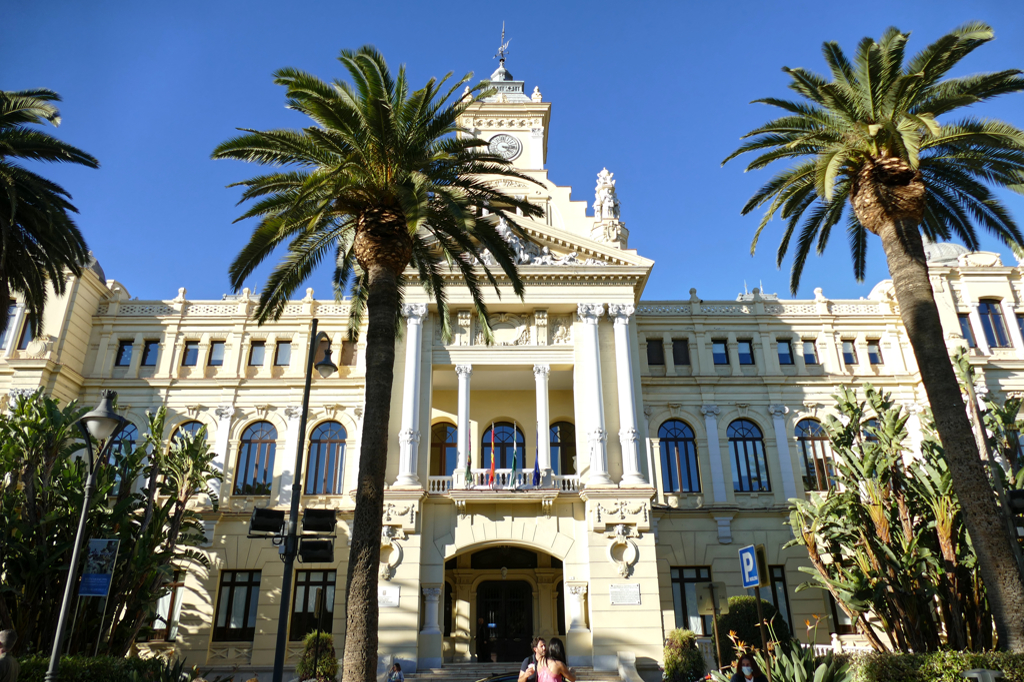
left=728, top=419, right=771, bottom=492
left=795, top=419, right=831, bottom=491
left=108, top=423, right=139, bottom=494
left=659, top=420, right=700, bottom=493
left=978, top=299, right=1011, bottom=348
left=482, top=422, right=525, bottom=469
left=306, top=421, right=346, bottom=495
left=172, top=420, right=206, bottom=444
left=550, top=422, right=576, bottom=475
left=235, top=421, right=277, bottom=495
left=863, top=418, right=879, bottom=444
left=430, top=423, right=459, bottom=477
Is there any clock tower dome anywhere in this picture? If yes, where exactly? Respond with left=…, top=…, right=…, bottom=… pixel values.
left=460, top=56, right=551, bottom=171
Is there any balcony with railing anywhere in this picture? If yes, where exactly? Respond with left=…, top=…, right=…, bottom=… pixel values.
left=427, top=468, right=581, bottom=495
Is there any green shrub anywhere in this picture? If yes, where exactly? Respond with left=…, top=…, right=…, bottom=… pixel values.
left=848, top=650, right=1024, bottom=682
left=18, top=655, right=166, bottom=682
left=295, top=631, right=338, bottom=682
left=712, top=596, right=791, bottom=661
left=663, top=628, right=706, bottom=682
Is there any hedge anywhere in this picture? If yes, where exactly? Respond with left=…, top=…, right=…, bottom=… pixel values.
left=846, top=650, right=1024, bottom=682
left=18, top=655, right=167, bottom=682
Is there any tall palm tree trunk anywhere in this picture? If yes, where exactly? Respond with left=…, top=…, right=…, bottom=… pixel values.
left=343, top=262, right=400, bottom=682
left=876, top=216, right=1024, bottom=651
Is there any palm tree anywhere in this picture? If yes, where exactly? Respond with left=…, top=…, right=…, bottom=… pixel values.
left=724, top=23, right=1024, bottom=650
left=0, top=89, right=98, bottom=339
left=213, top=47, right=542, bottom=681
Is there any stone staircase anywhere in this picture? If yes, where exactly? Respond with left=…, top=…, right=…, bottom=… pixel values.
left=408, top=663, right=622, bottom=682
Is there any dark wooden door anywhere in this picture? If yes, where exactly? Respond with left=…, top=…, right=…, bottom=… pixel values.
left=477, top=580, right=533, bottom=662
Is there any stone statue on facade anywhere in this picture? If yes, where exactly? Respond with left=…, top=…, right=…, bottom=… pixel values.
left=591, top=168, right=628, bottom=249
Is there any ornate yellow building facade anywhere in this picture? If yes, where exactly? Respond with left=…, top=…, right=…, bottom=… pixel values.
left=4, top=60, right=1024, bottom=679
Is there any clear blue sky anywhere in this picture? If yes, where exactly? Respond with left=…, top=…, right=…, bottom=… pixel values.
left=3, top=1, right=1023, bottom=303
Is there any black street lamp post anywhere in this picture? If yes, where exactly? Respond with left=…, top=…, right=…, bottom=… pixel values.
left=45, top=389, right=128, bottom=682
left=271, top=318, right=337, bottom=682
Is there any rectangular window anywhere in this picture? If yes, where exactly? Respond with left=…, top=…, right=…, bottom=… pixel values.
left=340, top=340, right=358, bottom=366
left=737, top=340, right=754, bottom=365
left=842, top=341, right=857, bottom=365
left=958, top=314, right=977, bottom=348
left=778, top=340, right=793, bottom=365
left=0, top=303, right=17, bottom=349
left=249, top=341, right=266, bottom=366
left=181, top=341, right=199, bottom=367
left=17, top=319, right=34, bottom=350
left=646, top=339, right=665, bottom=366
left=748, top=566, right=793, bottom=633
left=115, top=340, right=133, bottom=367
left=141, top=340, right=159, bottom=366
left=672, top=339, right=690, bottom=366
left=802, top=340, right=818, bottom=365
left=213, top=570, right=261, bottom=641
left=151, top=571, right=185, bottom=641
left=208, top=341, right=225, bottom=367
left=1018, top=315, right=1024, bottom=344
left=712, top=341, right=729, bottom=365
left=290, top=571, right=336, bottom=640
left=867, top=340, right=883, bottom=365
left=670, top=567, right=712, bottom=635
left=829, top=593, right=856, bottom=635
left=274, top=341, right=291, bottom=366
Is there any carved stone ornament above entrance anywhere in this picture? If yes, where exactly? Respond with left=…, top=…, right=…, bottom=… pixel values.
left=605, top=523, right=640, bottom=578
left=474, top=216, right=608, bottom=268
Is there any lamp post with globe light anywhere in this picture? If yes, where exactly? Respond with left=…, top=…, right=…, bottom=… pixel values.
left=45, top=390, right=128, bottom=682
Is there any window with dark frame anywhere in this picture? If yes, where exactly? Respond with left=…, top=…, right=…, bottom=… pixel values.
left=213, top=570, right=261, bottom=641
left=867, top=340, right=883, bottom=365
left=646, top=339, right=665, bottom=366
left=551, top=421, right=577, bottom=476
left=841, top=340, right=857, bottom=365
left=737, top=340, right=754, bottom=365
left=150, top=570, right=185, bottom=641
left=802, top=340, right=819, bottom=365
left=1018, top=315, right=1024, bottom=345
left=829, top=593, right=856, bottom=635
left=796, top=419, right=832, bottom=491
left=430, top=423, right=459, bottom=477
left=0, top=303, right=16, bottom=349
left=108, top=423, right=139, bottom=495
left=659, top=420, right=700, bottom=494
left=978, top=299, right=1011, bottom=348
left=248, top=341, right=266, bottom=366
left=958, top=314, right=977, bottom=348
left=444, top=582, right=453, bottom=636
left=115, top=340, right=133, bottom=367
left=275, top=341, right=292, bottom=366
left=672, top=339, right=690, bottom=366
left=234, top=421, right=277, bottom=495
left=712, top=341, right=729, bottom=365
left=141, top=340, right=159, bottom=366
left=16, top=319, right=33, bottom=350
left=208, top=341, right=226, bottom=366
left=670, top=566, right=712, bottom=635
left=289, top=570, right=335, bottom=640
left=728, top=419, right=771, bottom=492
left=172, top=421, right=206, bottom=443
left=778, top=340, right=794, bottom=365
left=181, top=341, right=199, bottom=367
left=305, top=421, right=346, bottom=494
left=746, top=565, right=793, bottom=634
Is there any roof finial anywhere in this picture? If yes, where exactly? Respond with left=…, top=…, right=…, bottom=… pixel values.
left=494, top=21, right=510, bottom=65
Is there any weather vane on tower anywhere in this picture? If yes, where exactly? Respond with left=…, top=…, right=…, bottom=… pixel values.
left=494, top=22, right=510, bottom=64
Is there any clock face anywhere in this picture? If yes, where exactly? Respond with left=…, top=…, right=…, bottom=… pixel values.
left=488, top=134, right=523, bottom=161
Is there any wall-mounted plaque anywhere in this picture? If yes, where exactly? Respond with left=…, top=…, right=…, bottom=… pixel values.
left=378, top=585, right=400, bottom=608
left=609, top=583, right=641, bottom=605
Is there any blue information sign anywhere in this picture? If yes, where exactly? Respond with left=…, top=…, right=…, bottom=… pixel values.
left=739, top=544, right=760, bottom=589
left=79, top=539, right=120, bottom=597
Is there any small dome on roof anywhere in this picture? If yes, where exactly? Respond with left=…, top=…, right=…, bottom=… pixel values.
left=922, top=236, right=970, bottom=266
left=490, top=61, right=513, bottom=81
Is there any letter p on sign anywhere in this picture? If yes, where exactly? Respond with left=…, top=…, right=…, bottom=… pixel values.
left=739, top=544, right=768, bottom=589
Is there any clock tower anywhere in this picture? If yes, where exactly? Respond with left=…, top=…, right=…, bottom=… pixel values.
left=460, top=57, right=551, bottom=171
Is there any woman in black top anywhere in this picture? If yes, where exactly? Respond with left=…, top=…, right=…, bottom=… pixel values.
left=729, top=654, right=768, bottom=682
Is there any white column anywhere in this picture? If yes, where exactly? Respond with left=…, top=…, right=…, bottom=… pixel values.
left=421, top=587, right=442, bottom=635
left=1001, top=299, right=1024, bottom=358
left=968, top=304, right=991, bottom=355
left=456, top=364, right=473, bottom=484
left=768, top=404, right=798, bottom=501
left=608, top=304, right=645, bottom=485
left=534, top=363, right=551, bottom=474
left=566, top=582, right=589, bottom=631
left=701, top=404, right=727, bottom=503
left=212, top=404, right=235, bottom=501
left=278, top=405, right=303, bottom=507
left=397, top=303, right=428, bottom=486
left=578, top=303, right=611, bottom=485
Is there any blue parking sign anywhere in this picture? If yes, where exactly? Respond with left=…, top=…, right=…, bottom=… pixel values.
left=739, top=545, right=760, bottom=589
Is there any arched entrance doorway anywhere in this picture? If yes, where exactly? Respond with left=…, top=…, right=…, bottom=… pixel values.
left=444, top=545, right=565, bottom=663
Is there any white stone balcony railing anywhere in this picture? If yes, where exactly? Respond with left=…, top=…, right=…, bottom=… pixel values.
left=427, top=469, right=581, bottom=493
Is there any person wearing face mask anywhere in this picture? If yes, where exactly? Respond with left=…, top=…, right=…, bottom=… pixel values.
left=729, top=653, right=768, bottom=682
